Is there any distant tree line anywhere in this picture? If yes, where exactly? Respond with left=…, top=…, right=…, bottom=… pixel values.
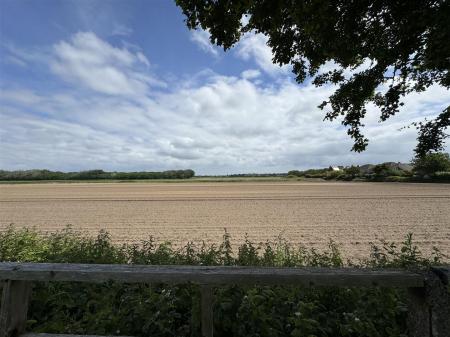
left=225, top=173, right=287, bottom=177
left=0, top=169, right=195, bottom=181
left=287, top=168, right=330, bottom=179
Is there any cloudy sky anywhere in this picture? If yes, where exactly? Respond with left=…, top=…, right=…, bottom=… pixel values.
left=1, top=0, right=449, bottom=174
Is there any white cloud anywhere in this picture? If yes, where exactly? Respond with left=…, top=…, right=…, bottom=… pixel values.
left=189, top=29, right=219, bottom=57
left=241, top=69, right=261, bottom=80
left=0, top=89, right=43, bottom=105
left=4, top=55, right=27, bottom=67
left=136, top=52, right=150, bottom=67
left=234, top=33, right=291, bottom=77
left=1, top=42, right=49, bottom=67
left=112, top=24, right=133, bottom=37
left=1, top=32, right=449, bottom=174
left=51, top=32, right=161, bottom=96
left=3, top=73, right=448, bottom=174
left=317, top=58, right=374, bottom=80
left=189, top=28, right=291, bottom=77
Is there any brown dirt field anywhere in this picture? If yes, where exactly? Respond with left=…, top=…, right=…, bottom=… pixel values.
left=1, top=181, right=449, bottom=259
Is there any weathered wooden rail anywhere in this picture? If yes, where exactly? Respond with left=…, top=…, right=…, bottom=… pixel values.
left=0, top=262, right=449, bottom=337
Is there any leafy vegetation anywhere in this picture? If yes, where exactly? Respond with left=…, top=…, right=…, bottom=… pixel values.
left=288, top=163, right=412, bottom=182
left=175, top=0, right=450, bottom=156
left=287, top=153, right=450, bottom=183
left=412, top=152, right=450, bottom=177
left=0, top=169, right=195, bottom=181
left=0, top=226, right=446, bottom=337
left=288, top=168, right=330, bottom=179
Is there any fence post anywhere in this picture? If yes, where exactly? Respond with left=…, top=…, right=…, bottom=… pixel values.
left=200, top=285, right=214, bottom=337
left=407, top=286, right=430, bottom=337
left=427, top=268, right=450, bottom=337
left=407, top=268, right=450, bottom=337
left=0, top=280, right=32, bottom=337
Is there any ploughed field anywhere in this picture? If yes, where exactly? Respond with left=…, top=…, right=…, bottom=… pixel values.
left=1, top=181, right=449, bottom=259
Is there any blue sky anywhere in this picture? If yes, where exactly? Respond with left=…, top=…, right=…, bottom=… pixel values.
left=1, top=0, right=449, bottom=174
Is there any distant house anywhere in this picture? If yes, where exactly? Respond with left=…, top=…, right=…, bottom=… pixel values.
left=329, top=166, right=341, bottom=171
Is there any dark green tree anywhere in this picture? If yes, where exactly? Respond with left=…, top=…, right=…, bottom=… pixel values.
left=372, top=163, right=403, bottom=177
left=412, top=152, right=450, bottom=175
left=344, top=165, right=361, bottom=177
left=175, top=0, right=450, bottom=157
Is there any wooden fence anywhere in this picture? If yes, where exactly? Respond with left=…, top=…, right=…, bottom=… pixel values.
left=0, top=262, right=449, bottom=337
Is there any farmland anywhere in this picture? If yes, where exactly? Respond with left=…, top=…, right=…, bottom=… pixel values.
left=1, top=181, right=449, bottom=259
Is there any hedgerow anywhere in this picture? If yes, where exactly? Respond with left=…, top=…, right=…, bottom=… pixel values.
left=0, top=226, right=446, bottom=337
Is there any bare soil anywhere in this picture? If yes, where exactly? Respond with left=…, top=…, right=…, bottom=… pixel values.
left=1, top=181, right=449, bottom=259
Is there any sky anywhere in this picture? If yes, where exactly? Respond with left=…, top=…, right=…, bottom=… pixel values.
left=0, top=0, right=449, bottom=175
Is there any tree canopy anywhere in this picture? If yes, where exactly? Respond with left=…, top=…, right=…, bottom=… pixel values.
left=412, top=152, right=450, bottom=175
left=175, top=0, right=450, bottom=157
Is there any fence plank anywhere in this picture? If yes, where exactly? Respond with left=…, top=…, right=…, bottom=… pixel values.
left=0, top=263, right=425, bottom=287
left=20, top=332, right=132, bottom=337
left=0, top=263, right=447, bottom=337
left=200, top=285, right=214, bottom=337
left=0, top=280, right=32, bottom=337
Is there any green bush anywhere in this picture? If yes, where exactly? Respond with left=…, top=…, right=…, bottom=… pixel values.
left=0, top=226, right=446, bottom=337
left=323, top=171, right=341, bottom=180
left=304, top=173, right=325, bottom=178
left=433, top=171, right=450, bottom=181
left=288, top=169, right=329, bottom=178
left=344, top=165, right=361, bottom=177
left=384, top=176, right=410, bottom=182
left=373, top=164, right=405, bottom=177
left=412, top=152, right=450, bottom=176
left=287, top=170, right=302, bottom=177
left=336, top=174, right=354, bottom=181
